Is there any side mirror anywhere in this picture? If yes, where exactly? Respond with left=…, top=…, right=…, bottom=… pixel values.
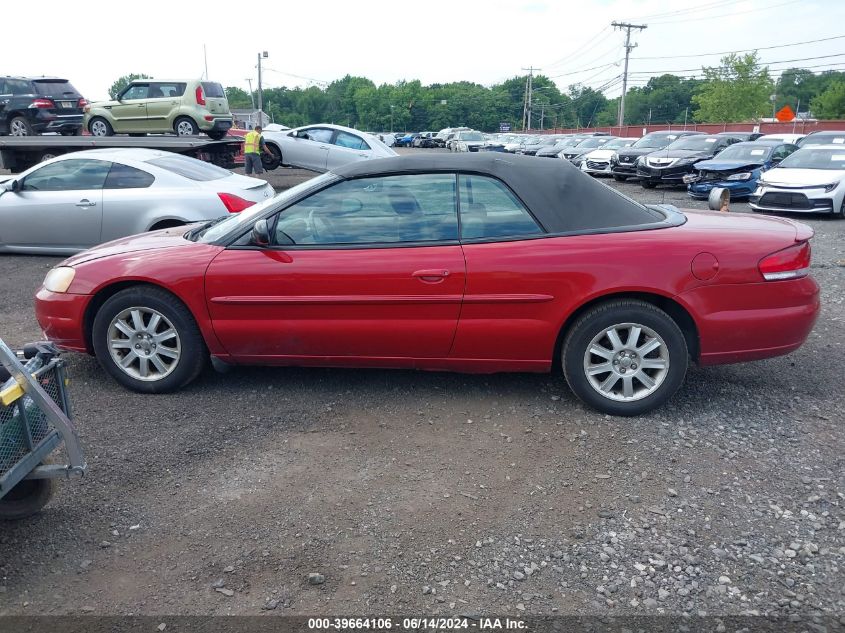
left=1, top=179, right=19, bottom=194
left=251, top=219, right=270, bottom=246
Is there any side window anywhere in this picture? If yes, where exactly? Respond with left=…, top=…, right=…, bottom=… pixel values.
left=121, top=84, right=150, bottom=100
left=335, top=131, right=371, bottom=151
left=22, top=159, right=111, bottom=192
left=149, top=83, right=185, bottom=98
left=458, top=175, right=542, bottom=240
left=772, top=144, right=797, bottom=161
left=104, top=163, right=155, bottom=189
left=273, top=174, right=457, bottom=246
left=302, top=127, right=334, bottom=143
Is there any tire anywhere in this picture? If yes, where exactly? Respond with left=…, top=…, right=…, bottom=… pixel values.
left=92, top=286, right=206, bottom=393
left=613, top=175, right=628, bottom=182
left=262, top=143, right=282, bottom=170
left=0, top=476, right=54, bottom=520
left=174, top=117, right=199, bottom=136
left=207, top=131, right=226, bottom=140
left=641, top=181, right=656, bottom=189
left=88, top=117, right=114, bottom=137
left=9, top=116, right=34, bottom=136
left=562, top=300, right=688, bottom=416
left=39, top=151, right=61, bottom=163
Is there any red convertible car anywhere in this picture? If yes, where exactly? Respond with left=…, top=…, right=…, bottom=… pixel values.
left=35, top=154, right=819, bottom=416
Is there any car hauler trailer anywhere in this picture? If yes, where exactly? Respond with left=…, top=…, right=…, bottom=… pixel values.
left=0, top=135, right=243, bottom=172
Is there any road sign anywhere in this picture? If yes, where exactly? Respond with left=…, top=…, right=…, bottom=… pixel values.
left=499, top=122, right=511, bottom=132
left=775, top=105, right=796, bottom=122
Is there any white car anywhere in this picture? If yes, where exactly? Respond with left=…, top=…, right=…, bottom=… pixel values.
left=0, top=148, right=274, bottom=255
left=757, top=133, right=805, bottom=145
left=749, top=144, right=845, bottom=217
left=581, top=137, right=639, bottom=176
left=452, top=130, right=487, bottom=152
left=262, top=123, right=397, bottom=173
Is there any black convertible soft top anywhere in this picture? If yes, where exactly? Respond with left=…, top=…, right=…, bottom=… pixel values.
left=334, top=153, right=667, bottom=233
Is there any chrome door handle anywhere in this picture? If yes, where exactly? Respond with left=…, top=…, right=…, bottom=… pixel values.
left=413, top=269, right=450, bottom=283
left=319, top=145, right=329, bottom=149
left=76, top=199, right=96, bottom=207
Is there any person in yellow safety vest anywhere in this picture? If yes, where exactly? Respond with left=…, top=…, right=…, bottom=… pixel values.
left=244, top=125, right=271, bottom=175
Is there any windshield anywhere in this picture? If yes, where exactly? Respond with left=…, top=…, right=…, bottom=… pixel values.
left=147, top=154, right=232, bottom=181
left=576, top=137, right=612, bottom=149
left=632, top=133, right=681, bottom=149
left=32, top=80, right=81, bottom=99
left=201, top=82, right=225, bottom=98
left=460, top=132, right=484, bottom=141
left=604, top=137, right=635, bottom=149
left=713, top=144, right=773, bottom=161
left=667, top=136, right=720, bottom=151
left=778, top=147, right=845, bottom=170
left=196, top=172, right=336, bottom=243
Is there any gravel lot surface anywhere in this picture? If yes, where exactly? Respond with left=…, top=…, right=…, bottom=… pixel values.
left=0, top=148, right=843, bottom=620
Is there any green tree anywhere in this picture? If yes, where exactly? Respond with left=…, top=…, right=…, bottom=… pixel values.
left=108, top=73, right=151, bottom=100
left=810, top=80, right=845, bottom=119
left=225, top=86, right=252, bottom=109
left=692, top=52, right=773, bottom=122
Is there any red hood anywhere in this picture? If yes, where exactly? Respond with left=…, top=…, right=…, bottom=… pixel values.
left=61, top=226, right=199, bottom=267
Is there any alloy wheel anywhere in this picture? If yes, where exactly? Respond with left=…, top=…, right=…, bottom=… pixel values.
left=9, top=119, right=29, bottom=136
left=582, top=322, right=670, bottom=402
left=91, top=120, right=109, bottom=136
left=107, top=307, right=181, bottom=381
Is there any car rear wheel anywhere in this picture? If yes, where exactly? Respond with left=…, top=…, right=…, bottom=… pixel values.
left=92, top=287, right=206, bottom=393
left=9, top=116, right=34, bottom=136
left=612, top=175, right=628, bottom=182
left=89, top=117, right=113, bottom=137
left=174, top=117, right=199, bottom=136
left=562, top=300, right=688, bottom=416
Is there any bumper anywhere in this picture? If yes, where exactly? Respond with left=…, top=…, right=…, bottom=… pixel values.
left=202, top=118, right=233, bottom=132
left=680, top=276, right=820, bottom=366
left=34, top=288, right=90, bottom=353
left=582, top=160, right=612, bottom=175
left=637, top=164, right=695, bottom=184
left=611, top=161, right=638, bottom=177
left=33, top=112, right=83, bottom=133
left=688, top=179, right=757, bottom=200
left=748, top=188, right=839, bottom=214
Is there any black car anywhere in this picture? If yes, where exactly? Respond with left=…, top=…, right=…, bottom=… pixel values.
left=716, top=131, right=764, bottom=142
left=0, top=76, right=86, bottom=136
left=611, top=131, right=702, bottom=181
left=637, top=134, right=744, bottom=188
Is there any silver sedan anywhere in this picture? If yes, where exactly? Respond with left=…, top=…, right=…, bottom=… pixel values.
left=262, top=123, right=397, bottom=173
left=0, top=148, right=274, bottom=254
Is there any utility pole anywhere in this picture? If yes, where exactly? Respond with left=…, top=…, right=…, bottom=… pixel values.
left=257, top=51, right=268, bottom=129
left=612, top=21, right=646, bottom=127
left=540, top=104, right=545, bottom=130
left=245, top=78, right=255, bottom=109
left=521, top=66, right=540, bottom=131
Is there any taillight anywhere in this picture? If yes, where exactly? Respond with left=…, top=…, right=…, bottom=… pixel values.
left=78, top=98, right=89, bottom=108
left=195, top=85, right=206, bottom=106
left=204, top=115, right=214, bottom=121
left=29, top=98, right=54, bottom=109
left=758, top=241, right=811, bottom=281
left=217, top=193, right=255, bottom=213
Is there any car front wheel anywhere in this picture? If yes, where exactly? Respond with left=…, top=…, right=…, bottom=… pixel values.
left=562, top=300, right=688, bottom=416
left=92, top=286, right=206, bottom=393
left=89, top=117, right=114, bottom=137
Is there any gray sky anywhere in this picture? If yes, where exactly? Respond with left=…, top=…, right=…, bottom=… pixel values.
left=10, top=0, right=845, bottom=101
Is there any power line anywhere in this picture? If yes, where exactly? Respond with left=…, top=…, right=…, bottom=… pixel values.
left=647, top=0, right=802, bottom=25
left=628, top=52, right=845, bottom=76
left=632, top=0, right=742, bottom=20
left=631, top=34, right=845, bottom=60
left=544, top=25, right=611, bottom=69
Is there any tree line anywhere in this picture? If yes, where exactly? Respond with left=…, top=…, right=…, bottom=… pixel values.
left=109, top=53, right=845, bottom=133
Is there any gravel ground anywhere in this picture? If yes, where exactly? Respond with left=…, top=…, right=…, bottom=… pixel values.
left=0, top=149, right=843, bottom=620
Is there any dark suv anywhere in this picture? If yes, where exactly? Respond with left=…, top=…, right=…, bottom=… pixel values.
left=0, top=77, right=86, bottom=136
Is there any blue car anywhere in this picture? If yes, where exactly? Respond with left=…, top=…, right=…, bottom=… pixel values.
left=395, top=132, right=419, bottom=147
left=686, top=141, right=799, bottom=200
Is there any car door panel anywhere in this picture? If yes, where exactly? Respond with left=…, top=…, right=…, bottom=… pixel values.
left=287, top=128, right=332, bottom=171
left=204, top=246, right=466, bottom=360
left=0, top=189, right=103, bottom=249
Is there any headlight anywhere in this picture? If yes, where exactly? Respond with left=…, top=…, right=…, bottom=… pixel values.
left=726, top=172, right=753, bottom=181
left=43, top=267, right=76, bottom=293
left=823, top=182, right=840, bottom=193
left=674, top=158, right=696, bottom=166
left=636, top=156, right=645, bottom=165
